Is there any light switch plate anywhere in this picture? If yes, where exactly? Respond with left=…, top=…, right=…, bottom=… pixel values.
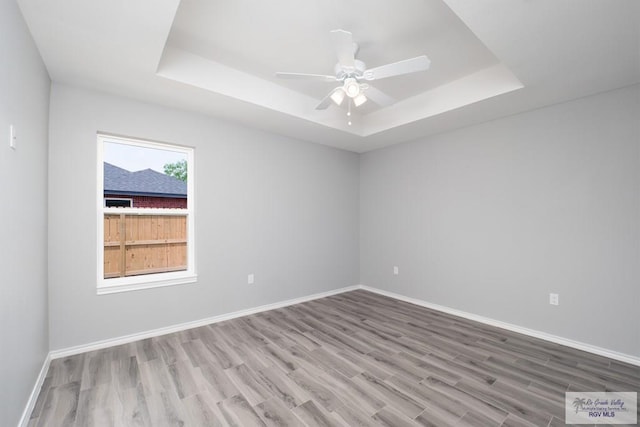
left=9, top=125, right=16, bottom=149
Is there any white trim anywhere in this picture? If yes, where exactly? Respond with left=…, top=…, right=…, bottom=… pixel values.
left=102, top=207, right=188, bottom=215
left=18, top=353, right=51, bottom=427
left=96, top=274, right=197, bottom=295
left=50, top=285, right=361, bottom=359
left=360, top=285, right=640, bottom=367
left=48, top=283, right=640, bottom=364
left=46, top=283, right=640, bottom=364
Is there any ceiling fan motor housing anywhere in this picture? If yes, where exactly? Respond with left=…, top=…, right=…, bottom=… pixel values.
left=335, top=59, right=366, bottom=81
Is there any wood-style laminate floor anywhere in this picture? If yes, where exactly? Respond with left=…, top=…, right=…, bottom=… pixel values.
left=29, top=290, right=639, bottom=426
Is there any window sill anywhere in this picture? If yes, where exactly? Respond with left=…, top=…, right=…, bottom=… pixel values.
left=97, top=273, right=197, bottom=295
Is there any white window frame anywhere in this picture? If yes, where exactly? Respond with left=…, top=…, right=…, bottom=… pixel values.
left=97, top=134, right=196, bottom=295
left=104, top=197, right=134, bottom=208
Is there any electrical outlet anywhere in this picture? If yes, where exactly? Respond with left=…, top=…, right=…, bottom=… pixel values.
left=393, top=266, right=399, bottom=275
left=549, top=293, right=559, bottom=306
left=248, top=274, right=254, bottom=285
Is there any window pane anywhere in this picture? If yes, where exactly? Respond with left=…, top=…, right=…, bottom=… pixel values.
left=103, top=141, right=188, bottom=208
left=101, top=136, right=192, bottom=284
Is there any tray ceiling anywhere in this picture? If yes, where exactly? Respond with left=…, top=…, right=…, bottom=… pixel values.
left=17, top=0, right=640, bottom=152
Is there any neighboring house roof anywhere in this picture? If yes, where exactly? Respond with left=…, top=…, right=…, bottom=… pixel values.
left=104, top=162, right=187, bottom=198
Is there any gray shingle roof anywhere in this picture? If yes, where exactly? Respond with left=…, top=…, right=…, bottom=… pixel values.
left=104, top=162, right=186, bottom=198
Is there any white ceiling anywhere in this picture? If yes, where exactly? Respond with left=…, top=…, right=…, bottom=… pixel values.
left=17, top=0, right=640, bottom=153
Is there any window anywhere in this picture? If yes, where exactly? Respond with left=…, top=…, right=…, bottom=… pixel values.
left=104, top=198, right=133, bottom=208
left=97, top=134, right=196, bottom=294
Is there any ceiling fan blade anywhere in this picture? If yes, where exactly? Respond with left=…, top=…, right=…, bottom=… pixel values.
left=315, top=87, right=343, bottom=110
left=276, top=72, right=337, bottom=82
left=364, top=86, right=396, bottom=107
left=330, top=29, right=355, bottom=68
left=363, top=55, right=431, bottom=81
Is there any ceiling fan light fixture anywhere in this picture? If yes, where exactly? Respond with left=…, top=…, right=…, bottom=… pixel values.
left=343, top=78, right=360, bottom=98
left=353, top=93, right=367, bottom=107
left=330, top=88, right=346, bottom=105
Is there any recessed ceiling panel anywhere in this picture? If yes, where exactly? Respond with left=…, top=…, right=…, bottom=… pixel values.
left=160, top=0, right=523, bottom=134
left=168, top=0, right=501, bottom=103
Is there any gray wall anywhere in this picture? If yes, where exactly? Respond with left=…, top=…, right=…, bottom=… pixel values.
left=48, top=84, right=359, bottom=351
left=0, top=1, right=51, bottom=425
left=360, top=85, right=640, bottom=357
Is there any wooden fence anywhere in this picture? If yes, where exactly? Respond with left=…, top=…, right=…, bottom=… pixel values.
left=104, top=213, right=187, bottom=278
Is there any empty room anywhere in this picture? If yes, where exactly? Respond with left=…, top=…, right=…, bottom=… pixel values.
left=1, top=0, right=639, bottom=426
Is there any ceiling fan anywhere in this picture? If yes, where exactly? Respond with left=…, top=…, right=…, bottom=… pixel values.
left=276, top=30, right=431, bottom=114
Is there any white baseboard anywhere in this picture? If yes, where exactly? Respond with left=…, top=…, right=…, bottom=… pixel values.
left=24, top=288, right=365, bottom=425
left=49, top=284, right=361, bottom=360
left=22, top=282, right=638, bottom=427
left=18, top=353, right=51, bottom=427
left=48, top=283, right=640, bottom=365
left=360, top=285, right=640, bottom=367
